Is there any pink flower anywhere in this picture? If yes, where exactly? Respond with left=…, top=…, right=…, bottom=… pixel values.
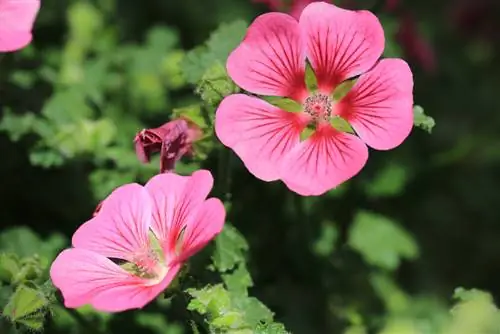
left=0, top=0, right=40, bottom=52
left=134, top=117, right=202, bottom=173
left=215, top=2, right=413, bottom=196
left=50, top=170, right=225, bottom=312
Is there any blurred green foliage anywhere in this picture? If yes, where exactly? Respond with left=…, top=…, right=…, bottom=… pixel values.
left=1, top=0, right=500, bottom=333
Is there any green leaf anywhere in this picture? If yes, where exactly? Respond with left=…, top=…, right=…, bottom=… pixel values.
left=196, top=63, right=239, bottom=106
left=365, top=163, right=409, bottom=198
left=0, top=253, right=21, bottom=283
left=255, top=322, right=290, bottom=334
left=348, top=211, right=419, bottom=270
left=444, top=288, right=500, bottom=334
left=212, top=224, right=249, bottom=272
left=0, top=109, right=39, bottom=141
left=232, top=297, right=273, bottom=328
left=186, top=284, right=231, bottom=316
left=3, top=285, right=49, bottom=322
left=183, top=20, right=248, bottom=84
left=0, top=227, right=66, bottom=268
left=312, top=221, right=338, bottom=257
left=223, top=264, right=253, bottom=294
left=413, top=105, right=435, bottom=133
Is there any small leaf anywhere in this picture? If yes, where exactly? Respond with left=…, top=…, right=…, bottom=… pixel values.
left=211, top=312, right=245, bottom=329
left=4, top=285, right=49, bottom=322
left=365, top=163, right=408, bottom=198
left=183, top=20, right=248, bottom=84
left=348, top=211, right=419, bottom=270
left=0, top=253, right=21, bottom=283
left=312, top=221, right=338, bottom=257
left=212, top=224, right=249, bottom=272
left=196, top=63, right=239, bottom=106
left=222, top=264, right=253, bottom=294
left=413, top=105, right=435, bottom=133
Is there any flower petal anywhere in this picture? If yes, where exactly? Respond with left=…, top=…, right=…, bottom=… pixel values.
left=280, top=124, right=368, bottom=196
left=72, top=184, right=152, bottom=261
left=176, top=198, right=226, bottom=262
left=215, top=94, right=308, bottom=181
left=145, top=170, right=214, bottom=256
left=0, top=0, right=40, bottom=52
left=338, top=59, right=414, bottom=150
left=50, top=248, right=179, bottom=312
left=227, top=13, right=307, bottom=101
left=299, top=2, right=384, bottom=93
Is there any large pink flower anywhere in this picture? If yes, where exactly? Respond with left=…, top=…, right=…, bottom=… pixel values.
left=0, top=0, right=40, bottom=52
left=50, top=170, right=225, bottom=312
left=215, top=1, right=413, bottom=196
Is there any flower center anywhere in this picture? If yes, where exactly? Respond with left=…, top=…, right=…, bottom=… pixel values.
left=304, top=93, right=333, bottom=121
left=120, top=236, right=167, bottom=284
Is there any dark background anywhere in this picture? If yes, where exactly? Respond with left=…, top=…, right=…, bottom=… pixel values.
left=1, top=0, right=500, bottom=333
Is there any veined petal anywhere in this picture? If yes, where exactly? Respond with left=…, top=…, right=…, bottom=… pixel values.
left=299, top=2, right=384, bottom=93
left=338, top=59, right=414, bottom=150
left=215, top=94, right=308, bottom=182
left=280, top=123, right=368, bottom=196
left=72, top=184, right=152, bottom=261
left=176, top=198, right=226, bottom=263
left=145, top=171, right=214, bottom=256
left=0, top=0, right=40, bottom=52
left=227, top=13, right=307, bottom=101
left=50, top=249, right=179, bottom=312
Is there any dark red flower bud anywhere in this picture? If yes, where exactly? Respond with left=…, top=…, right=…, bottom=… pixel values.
left=134, top=118, right=202, bottom=173
left=396, top=14, right=437, bottom=73
left=92, top=201, right=103, bottom=217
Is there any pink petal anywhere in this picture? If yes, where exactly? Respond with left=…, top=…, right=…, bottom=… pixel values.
left=0, top=0, right=40, bottom=52
left=72, top=184, right=152, bottom=261
left=215, top=94, right=308, bottom=181
left=145, top=170, right=214, bottom=256
left=280, top=123, right=368, bottom=195
left=177, top=198, right=226, bottom=262
left=338, top=59, right=414, bottom=150
left=299, top=2, right=385, bottom=93
left=50, top=249, right=180, bottom=312
left=227, top=13, right=308, bottom=101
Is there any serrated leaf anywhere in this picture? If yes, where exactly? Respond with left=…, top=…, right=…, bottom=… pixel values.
left=196, top=63, right=239, bottom=106
left=413, top=105, right=435, bottom=133
left=212, top=224, right=249, bottom=272
left=211, top=312, right=246, bottom=329
left=186, top=284, right=231, bottom=316
left=365, top=163, right=408, bottom=198
left=3, top=285, right=48, bottom=321
left=0, top=227, right=66, bottom=268
left=255, top=321, right=290, bottom=334
left=222, top=264, right=253, bottom=294
left=348, top=211, right=419, bottom=270
left=444, top=288, right=500, bottom=334
left=183, top=20, right=248, bottom=84
left=232, top=297, right=274, bottom=328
